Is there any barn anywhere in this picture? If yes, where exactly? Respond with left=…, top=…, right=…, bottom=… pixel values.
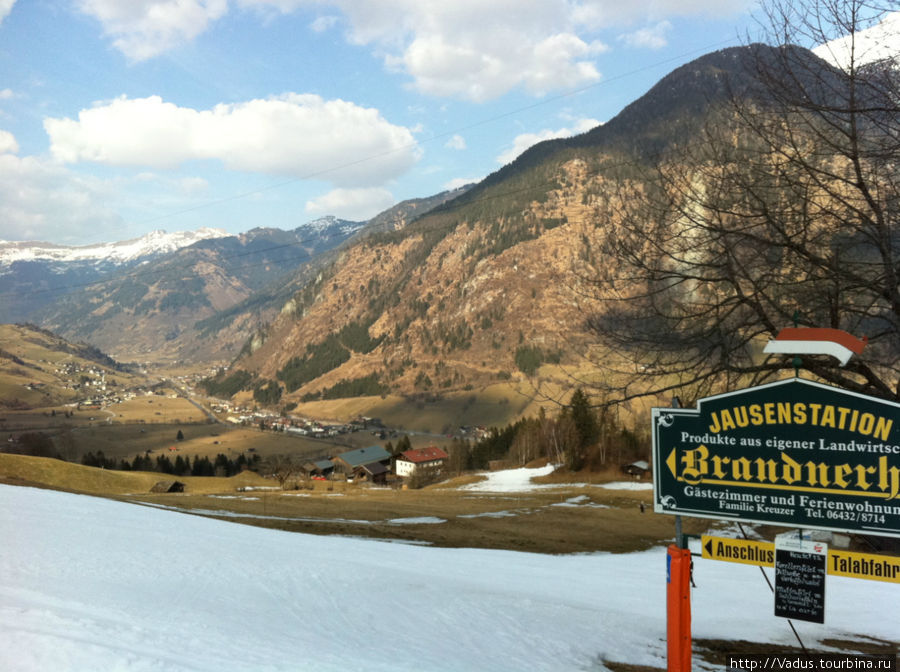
left=150, top=480, right=185, bottom=493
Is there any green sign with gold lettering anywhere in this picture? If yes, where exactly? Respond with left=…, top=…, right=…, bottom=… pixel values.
left=652, top=379, right=900, bottom=537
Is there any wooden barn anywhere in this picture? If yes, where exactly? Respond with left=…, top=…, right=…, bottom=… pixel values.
left=620, top=460, right=650, bottom=478
left=150, top=480, right=185, bottom=493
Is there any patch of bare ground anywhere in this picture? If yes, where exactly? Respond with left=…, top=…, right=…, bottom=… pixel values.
left=603, top=662, right=665, bottom=672
left=599, top=636, right=897, bottom=672
left=693, top=636, right=898, bottom=664
left=129, top=485, right=680, bottom=553
left=533, top=464, right=652, bottom=490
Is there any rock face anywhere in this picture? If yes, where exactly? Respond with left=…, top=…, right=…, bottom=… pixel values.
left=232, top=45, right=809, bottom=401
left=15, top=44, right=850, bottom=403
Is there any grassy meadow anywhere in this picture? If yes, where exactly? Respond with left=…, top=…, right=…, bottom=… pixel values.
left=0, top=452, right=704, bottom=554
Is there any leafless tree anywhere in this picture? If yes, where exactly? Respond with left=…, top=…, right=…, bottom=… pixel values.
left=265, top=454, right=299, bottom=490
left=578, top=0, right=900, bottom=403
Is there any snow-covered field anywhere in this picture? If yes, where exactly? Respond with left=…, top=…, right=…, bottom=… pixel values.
left=2, top=483, right=898, bottom=672
left=459, top=463, right=561, bottom=492
left=459, top=463, right=653, bottom=494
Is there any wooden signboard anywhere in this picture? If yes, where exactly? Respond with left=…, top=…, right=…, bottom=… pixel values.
left=652, top=379, right=900, bottom=537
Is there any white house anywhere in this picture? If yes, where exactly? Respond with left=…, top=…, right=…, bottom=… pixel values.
left=395, top=446, right=449, bottom=478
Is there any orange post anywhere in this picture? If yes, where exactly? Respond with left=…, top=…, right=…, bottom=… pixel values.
left=667, top=544, right=692, bottom=672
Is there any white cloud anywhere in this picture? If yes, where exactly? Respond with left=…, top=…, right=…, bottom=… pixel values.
left=0, top=129, right=18, bottom=155
left=310, top=14, right=339, bottom=32
left=619, top=20, right=672, bottom=49
left=44, top=94, right=420, bottom=187
left=0, top=89, right=14, bottom=100
left=496, top=118, right=600, bottom=165
left=813, top=11, right=900, bottom=69
left=444, top=177, right=481, bottom=191
left=74, top=0, right=750, bottom=97
left=76, top=0, right=228, bottom=61
left=366, top=2, right=609, bottom=102
left=305, top=187, right=394, bottom=221
left=179, top=176, right=209, bottom=196
left=444, top=134, right=466, bottom=150
left=0, top=0, right=14, bottom=25
left=0, top=153, right=124, bottom=243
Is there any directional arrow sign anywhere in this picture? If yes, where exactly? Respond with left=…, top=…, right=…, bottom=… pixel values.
left=701, top=535, right=775, bottom=567
left=701, top=535, right=900, bottom=583
left=828, top=549, right=900, bottom=583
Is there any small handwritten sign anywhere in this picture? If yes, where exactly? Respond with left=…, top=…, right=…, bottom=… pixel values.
left=774, top=534, right=827, bottom=624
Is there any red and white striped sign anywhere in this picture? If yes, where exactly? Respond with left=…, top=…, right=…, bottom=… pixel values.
left=763, top=327, right=867, bottom=367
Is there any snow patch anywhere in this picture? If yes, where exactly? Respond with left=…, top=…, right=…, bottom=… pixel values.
left=551, top=495, right=609, bottom=509
left=2, top=485, right=897, bottom=671
left=598, top=482, right=653, bottom=491
left=459, top=464, right=566, bottom=492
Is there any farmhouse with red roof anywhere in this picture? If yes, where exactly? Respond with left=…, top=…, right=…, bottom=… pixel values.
left=395, top=446, right=449, bottom=478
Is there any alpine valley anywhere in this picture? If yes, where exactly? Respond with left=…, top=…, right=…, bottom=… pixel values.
left=0, top=44, right=872, bottom=415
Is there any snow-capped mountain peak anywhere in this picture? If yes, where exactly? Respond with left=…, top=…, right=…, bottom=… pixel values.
left=294, top=216, right=365, bottom=239
left=0, top=227, right=229, bottom=266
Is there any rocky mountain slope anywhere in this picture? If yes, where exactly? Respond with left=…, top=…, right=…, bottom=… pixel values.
left=223, top=45, right=791, bottom=405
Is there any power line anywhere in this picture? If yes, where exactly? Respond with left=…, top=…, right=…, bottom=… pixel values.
left=131, top=35, right=742, bottom=227
left=3, top=35, right=747, bottom=303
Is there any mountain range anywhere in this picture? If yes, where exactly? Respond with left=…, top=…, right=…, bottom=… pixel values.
left=1, top=190, right=470, bottom=364
left=0, top=227, right=229, bottom=266
left=2, top=43, right=878, bottom=409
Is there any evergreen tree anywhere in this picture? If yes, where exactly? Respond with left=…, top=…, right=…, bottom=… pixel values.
left=447, top=438, right=471, bottom=474
left=190, top=455, right=209, bottom=476
left=174, top=454, right=188, bottom=476
left=214, top=453, right=231, bottom=477
left=393, top=435, right=412, bottom=456
left=156, top=454, right=174, bottom=474
left=561, top=388, right=598, bottom=471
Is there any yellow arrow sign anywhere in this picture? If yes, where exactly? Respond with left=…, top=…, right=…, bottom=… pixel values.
left=702, top=535, right=775, bottom=567
left=828, top=549, right=900, bottom=584
left=701, top=535, right=900, bottom=583
left=665, top=447, right=678, bottom=479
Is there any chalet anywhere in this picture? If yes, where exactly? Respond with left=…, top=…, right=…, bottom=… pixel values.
left=395, top=446, right=449, bottom=478
left=331, top=446, right=391, bottom=477
left=352, top=461, right=389, bottom=485
left=621, top=460, right=650, bottom=478
left=301, top=459, right=335, bottom=478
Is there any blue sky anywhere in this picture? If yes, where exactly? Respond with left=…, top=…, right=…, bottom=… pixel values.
left=0, top=0, right=776, bottom=244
